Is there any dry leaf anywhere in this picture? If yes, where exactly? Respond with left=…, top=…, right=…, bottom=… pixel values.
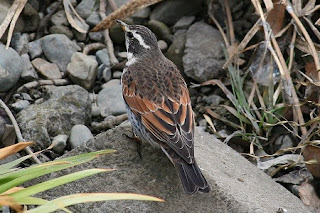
left=0, top=142, right=34, bottom=160
left=266, top=1, right=285, bottom=35
left=303, top=145, right=320, bottom=178
left=299, top=181, right=320, bottom=212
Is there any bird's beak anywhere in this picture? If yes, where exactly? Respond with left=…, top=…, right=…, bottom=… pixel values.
left=117, top=20, right=128, bottom=32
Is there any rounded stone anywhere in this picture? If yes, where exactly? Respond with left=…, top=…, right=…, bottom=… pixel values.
left=69, top=124, right=94, bottom=149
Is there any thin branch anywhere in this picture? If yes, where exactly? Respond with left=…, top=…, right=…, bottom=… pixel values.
left=99, top=0, right=118, bottom=65
left=224, top=0, right=235, bottom=45
left=0, top=99, right=41, bottom=164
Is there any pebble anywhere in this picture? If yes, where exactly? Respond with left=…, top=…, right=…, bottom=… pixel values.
left=50, top=10, right=69, bottom=26
left=12, top=100, right=30, bottom=112
left=69, top=124, right=94, bottom=149
left=95, top=48, right=111, bottom=66
left=32, top=58, right=62, bottom=79
left=158, top=40, right=168, bottom=51
left=147, top=20, right=173, bottom=43
left=67, top=52, right=98, bottom=90
left=11, top=33, right=29, bottom=55
left=20, top=54, right=38, bottom=81
left=173, top=16, right=195, bottom=33
left=51, top=134, right=68, bottom=154
left=28, top=39, right=42, bottom=59
left=86, top=11, right=101, bottom=27
left=112, top=71, right=122, bottom=79
left=75, top=0, right=98, bottom=19
left=97, top=79, right=126, bottom=116
left=97, top=64, right=112, bottom=82
left=0, top=44, right=24, bottom=92
left=89, top=31, right=104, bottom=41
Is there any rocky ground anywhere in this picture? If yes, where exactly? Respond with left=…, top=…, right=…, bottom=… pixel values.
left=0, top=0, right=318, bottom=212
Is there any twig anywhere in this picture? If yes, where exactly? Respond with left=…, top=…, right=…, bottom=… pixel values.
left=36, top=0, right=62, bottom=39
left=92, top=114, right=128, bottom=130
left=99, top=0, right=118, bottom=65
left=284, top=1, right=320, bottom=80
left=208, top=0, right=230, bottom=47
left=6, top=0, right=27, bottom=49
left=223, top=18, right=261, bottom=69
left=0, top=99, right=41, bottom=164
left=82, top=43, right=106, bottom=55
left=224, top=0, right=235, bottom=45
left=91, top=0, right=163, bottom=31
left=288, top=27, right=297, bottom=71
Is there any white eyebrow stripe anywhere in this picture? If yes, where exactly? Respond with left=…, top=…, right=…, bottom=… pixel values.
left=132, top=31, right=150, bottom=49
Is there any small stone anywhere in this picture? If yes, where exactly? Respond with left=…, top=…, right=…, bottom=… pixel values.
left=21, top=93, right=32, bottom=101
left=112, top=71, right=122, bottom=79
left=12, top=100, right=30, bottom=112
left=202, top=94, right=223, bottom=106
left=275, top=135, right=294, bottom=151
left=97, top=64, right=112, bottom=82
left=157, top=40, right=168, bottom=51
left=0, top=44, right=24, bottom=92
left=86, top=11, right=101, bottom=27
left=69, top=124, right=94, bottom=149
left=41, top=34, right=81, bottom=72
left=95, top=48, right=111, bottom=66
left=172, top=16, right=195, bottom=33
left=52, top=134, right=68, bottom=154
left=97, top=79, right=126, bottom=116
left=117, top=52, right=127, bottom=59
left=51, top=10, right=69, bottom=26
left=49, top=25, right=73, bottom=39
left=67, top=52, right=98, bottom=90
left=28, top=39, right=42, bottom=59
left=147, top=20, right=172, bottom=43
left=11, top=33, right=29, bottom=55
left=91, top=105, right=101, bottom=117
left=73, top=29, right=87, bottom=42
left=89, top=31, right=103, bottom=41
left=75, top=0, right=98, bottom=19
left=109, top=24, right=125, bottom=45
left=20, top=54, right=38, bottom=81
left=32, top=58, right=62, bottom=79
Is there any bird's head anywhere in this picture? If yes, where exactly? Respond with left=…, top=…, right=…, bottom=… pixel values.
left=117, top=20, right=159, bottom=59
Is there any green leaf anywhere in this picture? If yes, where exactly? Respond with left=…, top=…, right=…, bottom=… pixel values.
left=12, top=169, right=112, bottom=201
left=26, top=193, right=164, bottom=213
left=0, top=150, right=116, bottom=194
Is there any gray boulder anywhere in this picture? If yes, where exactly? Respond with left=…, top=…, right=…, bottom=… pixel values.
left=0, top=44, right=24, bottom=92
left=183, top=21, right=226, bottom=82
left=25, top=125, right=310, bottom=213
left=40, top=34, right=81, bottom=72
left=67, top=52, right=98, bottom=90
left=17, top=85, right=91, bottom=149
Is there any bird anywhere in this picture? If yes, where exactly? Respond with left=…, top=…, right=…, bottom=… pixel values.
left=117, top=20, right=210, bottom=194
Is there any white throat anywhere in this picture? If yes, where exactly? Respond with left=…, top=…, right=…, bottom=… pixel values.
left=125, top=52, right=137, bottom=66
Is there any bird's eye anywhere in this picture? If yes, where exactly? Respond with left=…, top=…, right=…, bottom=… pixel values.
left=127, top=32, right=134, bottom=39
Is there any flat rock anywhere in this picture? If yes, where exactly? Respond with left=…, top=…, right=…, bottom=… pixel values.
left=20, top=54, right=38, bottom=81
left=97, top=79, right=126, bottom=116
left=40, top=34, right=81, bottom=72
left=17, top=85, right=91, bottom=149
left=183, top=21, right=226, bottom=82
left=25, top=125, right=310, bottom=213
left=32, top=58, right=62, bottom=79
left=0, top=44, right=24, bottom=92
left=67, top=52, right=98, bottom=90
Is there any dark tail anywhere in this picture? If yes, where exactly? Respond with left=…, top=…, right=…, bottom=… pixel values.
left=173, top=160, right=210, bottom=194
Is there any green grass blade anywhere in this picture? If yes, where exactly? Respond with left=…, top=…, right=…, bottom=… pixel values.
left=0, top=154, right=34, bottom=175
left=0, top=150, right=115, bottom=194
left=16, top=196, right=48, bottom=205
left=12, top=169, right=112, bottom=201
left=27, top=193, right=165, bottom=213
